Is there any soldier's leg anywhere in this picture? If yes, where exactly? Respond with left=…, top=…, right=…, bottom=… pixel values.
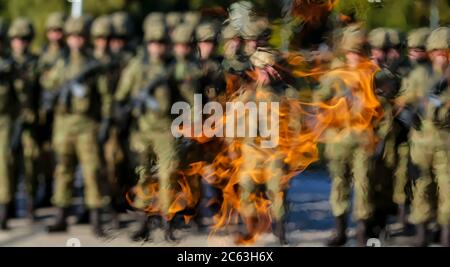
left=265, top=154, right=286, bottom=244
left=75, top=126, right=105, bottom=237
left=266, top=156, right=284, bottom=221
left=238, top=143, right=258, bottom=221
left=76, top=127, right=103, bottom=209
left=409, top=134, right=435, bottom=225
left=21, top=129, right=40, bottom=219
left=435, top=131, right=450, bottom=246
left=48, top=130, right=76, bottom=232
left=0, top=119, right=12, bottom=229
left=409, top=130, right=436, bottom=246
left=130, top=133, right=157, bottom=242
left=393, top=142, right=410, bottom=226
left=352, top=144, right=373, bottom=246
left=152, top=133, right=180, bottom=218
left=393, top=143, right=409, bottom=206
left=324, top=135, right=354, bottom=246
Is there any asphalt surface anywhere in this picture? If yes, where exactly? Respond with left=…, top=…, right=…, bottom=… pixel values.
left=0, top=169, right=428, bottom=247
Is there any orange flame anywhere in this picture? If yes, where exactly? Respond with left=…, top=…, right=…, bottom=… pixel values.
left=291, top=0, right=339, bottom=25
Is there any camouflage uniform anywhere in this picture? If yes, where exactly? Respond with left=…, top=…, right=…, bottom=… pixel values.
left=0, top=19, right=17, bottom=229
left=105, top=12, right=135, bottom=220
left=391, top=28, right=431, bottom=221
left=43, top=17, right=107, bottom=236
left=237, top=49, right=286, bottom=238
left=316, top=25, right=377, bottom=246
left=8, top=18, right=41, bottom=217
left=370, top=28, right=410, bottom=230
left=115, top=22, right=173, bottom=213
left=37, top=11, right=67, bottom=208
left=398, top=27, right=450, bottom=246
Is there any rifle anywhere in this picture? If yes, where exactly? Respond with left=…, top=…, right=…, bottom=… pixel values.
left=115, top=74, right=168, bottom=132
left=41, top=61, right=109, bottom=113
left=395, top=71, right=449, bottom=131
left=10, top=118, right=25, bottom=153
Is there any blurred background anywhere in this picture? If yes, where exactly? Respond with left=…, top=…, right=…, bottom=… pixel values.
left=0, top=0, right=449, bottom=50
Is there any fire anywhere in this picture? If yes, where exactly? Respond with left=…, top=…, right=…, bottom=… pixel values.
left=126, top=1, right=385, bottom=245
left=291, top=0, right=339, bottom=25
left=126, top=55, right=383, bottom=245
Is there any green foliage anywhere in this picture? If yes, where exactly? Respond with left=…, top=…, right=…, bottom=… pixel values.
left=1, top=0, right=450, bottom=49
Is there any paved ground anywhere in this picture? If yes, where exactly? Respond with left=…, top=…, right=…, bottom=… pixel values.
left=0, top=170, right=429, bottom=247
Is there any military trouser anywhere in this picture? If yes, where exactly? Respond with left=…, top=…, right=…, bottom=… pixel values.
left=134, top=129, right=183, bottom=217
left=103, top=126, right=130, bottom=207
left=51, top=115, right=104, bottom=209
left=0, top=117, right=13, bottom=204
left=20, top=128, right=40, bottom=199
left=325, top=130, right=374, bottom=220
left=393, top=142, right=409, bottom=205
left=238, top=142, right=285, bottom=221
left=409, top=122, right=450, bottom=225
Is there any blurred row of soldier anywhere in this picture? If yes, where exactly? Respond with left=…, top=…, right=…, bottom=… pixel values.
left=0, top=3, right=448, bottom=247
left=318, top=24, right=450, bottom=247
left=0, top=10, right=218, bottom=238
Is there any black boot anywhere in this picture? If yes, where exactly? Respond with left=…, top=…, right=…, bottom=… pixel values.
left=110, top=210, right=121, bottom=230
left=397, top=204, right=407, bottom=227
left=90, top=209, right=106, bottom=237
left=414, top=223, right=428, bottom=247
left=274, top=220, right=288, bottom=245
left=47, top=208, right=69, bottom=232
left=130, top=213, right=150, bottom=242
left=326, top=215, right=347, bottom=246
left=0, top=204, right=9, bottom=230
left=27, top=199, right=36, bottom=223
left=441, top=225, right=450, bottom=247
left=356, top=220, right=368, bottom=247
left=164, top=219, right=177, bottom=243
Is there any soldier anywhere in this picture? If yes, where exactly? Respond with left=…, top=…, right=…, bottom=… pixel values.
left=195, top=22, right=224, bottom=100
left=315, top=25, right=379, bottom=246
left=0, top=18, right=17, bottom=230
left=115, top=22, right=171, bottom=241
left=42, top=16, right=107, bottom=237
left=38, top=12, right=67, bottom=208
left=161, top=23, right=203, bottom=238
left=370, top=27, right=410, bottom=236
left=396, top=27, right=450, bottom=247
left=236, top=48, right=290, bottom=245
left=109, top=11, right=135, bottom=55
left=8, top=17, right=41, bottom=221
left=390, top=28, right=431, bottom=229
left=104, top=12, right=136, bottom=228
left=91, top=15, right=112, bottom=64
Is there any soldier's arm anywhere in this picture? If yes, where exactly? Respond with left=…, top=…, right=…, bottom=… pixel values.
left=40, top=59, right=64, bottom=92
left=114, top=58, right=139, bottom=102
left=396, top=66, right=428, bottom=106
left=97, top=75, right=113, bottom=119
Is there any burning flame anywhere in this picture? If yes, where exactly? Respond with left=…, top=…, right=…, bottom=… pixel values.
left=126, top=2, right=385, bottom=246
left=291, top=0, right=339, bottom=25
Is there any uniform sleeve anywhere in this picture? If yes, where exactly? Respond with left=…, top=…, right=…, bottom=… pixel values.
left=396, top=66, right=429, bottom=106
left=114, top=58, right=138, bottom=102
left=97, top=74, right=113, bottom=119
left=40, top=59, right=65, bottom=92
